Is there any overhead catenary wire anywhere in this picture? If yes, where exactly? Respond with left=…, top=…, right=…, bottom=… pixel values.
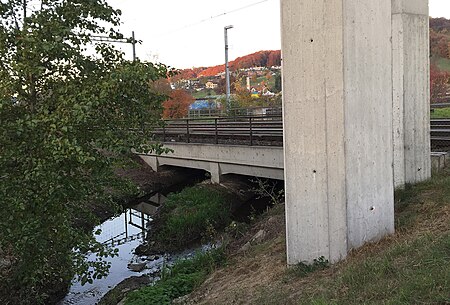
left=165, top=0, right=271, bottom=34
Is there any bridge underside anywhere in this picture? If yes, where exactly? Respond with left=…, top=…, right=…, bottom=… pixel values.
left=138, top=143, right=284, bottom=183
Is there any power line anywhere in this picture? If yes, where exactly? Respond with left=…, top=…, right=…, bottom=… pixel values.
left=166, top=0, right=270, bottom=34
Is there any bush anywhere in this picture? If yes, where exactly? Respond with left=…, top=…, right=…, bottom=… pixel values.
left=155, top=186, right=232, bottom=248
left=125, top=248, right=226, bottom=305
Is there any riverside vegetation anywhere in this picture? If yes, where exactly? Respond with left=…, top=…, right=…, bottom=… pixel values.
left=0, top=1, right=172, bottom=303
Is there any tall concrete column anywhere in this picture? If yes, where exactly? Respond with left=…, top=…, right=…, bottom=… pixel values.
left=281, top=0, right=395, bottom=264
left=392, top=0, right=431, bottom=188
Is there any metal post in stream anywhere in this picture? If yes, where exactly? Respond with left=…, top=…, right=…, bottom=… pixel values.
left=141, top=211, right=145, bottom=241
left=124, top=210, right=128, bottom=238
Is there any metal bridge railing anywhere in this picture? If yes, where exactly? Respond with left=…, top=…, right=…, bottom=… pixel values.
left=151, top=117, right=450, bottom=149
left=155, top=114, right=284, bottom=147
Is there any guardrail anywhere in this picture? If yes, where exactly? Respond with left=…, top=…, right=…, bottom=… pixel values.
left=431, top=102, right=450, bottom=109
left=152, top=117, right=450, bottom=148
left=155, top=114, right=283, bottom=146
left=188, top=106, right=282, bottom=119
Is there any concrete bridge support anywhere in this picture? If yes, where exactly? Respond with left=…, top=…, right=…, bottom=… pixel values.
left=392, top=0, right=431, bottom=187
left=139, top=143, right=284, bottom=184
left=281, top=0, right=395, bottom=264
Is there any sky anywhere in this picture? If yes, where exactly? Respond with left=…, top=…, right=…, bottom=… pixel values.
left=107, top=0, right=450, bottom=69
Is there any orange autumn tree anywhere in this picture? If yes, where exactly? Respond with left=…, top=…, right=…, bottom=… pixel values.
left=163, top=89, right=194, bottom=118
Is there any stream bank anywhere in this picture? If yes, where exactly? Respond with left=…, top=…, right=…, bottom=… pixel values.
left=56, top=156, right=207, bottom=305
left=96, top=176, right=283, bottom=305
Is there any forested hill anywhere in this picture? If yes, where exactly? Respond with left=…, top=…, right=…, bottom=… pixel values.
left=175, top=17, right=450, bottom=80
left=174, top=50, right=281, bottom=81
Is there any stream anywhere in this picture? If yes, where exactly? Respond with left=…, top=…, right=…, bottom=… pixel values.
left=57, top=175, right=278, bottom=305
left=59, top=194, right=161, bottom=305
left=59, top=192, right=208, bottom=305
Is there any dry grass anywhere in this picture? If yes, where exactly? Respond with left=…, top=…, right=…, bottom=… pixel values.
left=184, top=168, right=450, bottom=305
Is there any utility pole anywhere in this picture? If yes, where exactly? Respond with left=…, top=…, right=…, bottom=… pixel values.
left=132, top=31, right=137, bottom=62
left=224, top=25, right=233, bottom=110
left=91, top=31, right=138, bottom=62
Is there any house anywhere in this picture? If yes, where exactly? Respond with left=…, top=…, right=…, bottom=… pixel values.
left=205, top=81, right=218, bottom=89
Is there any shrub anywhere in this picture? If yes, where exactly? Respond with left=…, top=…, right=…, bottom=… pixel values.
left=155, top=186, right=232, bottom=248
left=125, top=248, right=226, bottom=305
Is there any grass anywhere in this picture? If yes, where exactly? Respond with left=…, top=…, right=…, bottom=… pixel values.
left=182, top=168, right=450, bottom=305
left=296, top=233, right=450, bottom=305
left=295, top=170, right=450, bottom=304
left=125, top=248, right=226, bottom=305
left=434, top=56, right=450, bottom=72
left=192, top=89, right=217, bottom=99
left=154, top=186, right=232, bottom=248
left=431, top=107, right=450, bottom=118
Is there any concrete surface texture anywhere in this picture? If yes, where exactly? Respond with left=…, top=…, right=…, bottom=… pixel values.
left=281, top=0, right=395, bottom=265
left=392, top=0, right=431, bottom=187
left=138, top=143, right=284, bottom=183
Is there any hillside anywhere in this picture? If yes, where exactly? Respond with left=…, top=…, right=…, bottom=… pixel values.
left=430, top=17, right=450, bottom=71
left=173, top=50, right=281, bottom=81
left=181, top=168, right=450, bottom=304
left=174, top=18, right=450, bottom=81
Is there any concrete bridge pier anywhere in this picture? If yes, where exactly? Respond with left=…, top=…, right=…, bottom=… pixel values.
left=281, top=0, right=396, bottom=264
left=392, top=0, right=431, bottom=187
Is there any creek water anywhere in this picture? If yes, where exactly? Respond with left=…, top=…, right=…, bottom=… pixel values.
left=58, top=175, right=279, bottom=305
left=59, top=194, right=162, bottom=305
left=58, top=169, right=209, bottom=305
left=59, top=188, right=208, bottom=304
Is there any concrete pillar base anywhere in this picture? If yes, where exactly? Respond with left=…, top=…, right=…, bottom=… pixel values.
left=282, top=0, right=394, bottom=264
left=209, top=163, right=222, bottom=184
left=392, top=0, right=431, bottom=187
left=139, top=155, right=159, bottom=172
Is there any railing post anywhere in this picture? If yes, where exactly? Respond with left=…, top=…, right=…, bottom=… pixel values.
left=186, top=119, right=190, bottom=143
left=249, top=117, right=253, bottom=146
left=215, top=118, right=218, bottom=144
left=163, top=123, right=166, bottom=142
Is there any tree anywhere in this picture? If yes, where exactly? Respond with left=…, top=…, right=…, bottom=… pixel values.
left=233, top=81, right=254, bottom=108
left=216, top=74, right=236, bottom=95
left=273, top=72, right=282, bottom=93
left=163, top=89, right=194, bottom=119
left=0, top=1, right=170, bottom=303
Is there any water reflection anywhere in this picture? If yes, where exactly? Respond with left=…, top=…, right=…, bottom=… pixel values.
left=59, top=193, right=165, bottom=305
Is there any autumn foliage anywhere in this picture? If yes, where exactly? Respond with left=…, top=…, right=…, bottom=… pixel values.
left=430, top=64, right=450, bottom=103
left=173, top=50, right=281, bottom=80
left=430, top=18, right=450, bottom=59
left=163, top=89, right=194, bottom=119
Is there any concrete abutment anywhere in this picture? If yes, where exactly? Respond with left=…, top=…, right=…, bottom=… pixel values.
left=280, top=0, right=431, bottom=265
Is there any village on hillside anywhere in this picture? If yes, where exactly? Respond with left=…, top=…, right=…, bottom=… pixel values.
left=162, top=50, right=283, bottom=118
left=160, top=21, right=450, bottom=120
